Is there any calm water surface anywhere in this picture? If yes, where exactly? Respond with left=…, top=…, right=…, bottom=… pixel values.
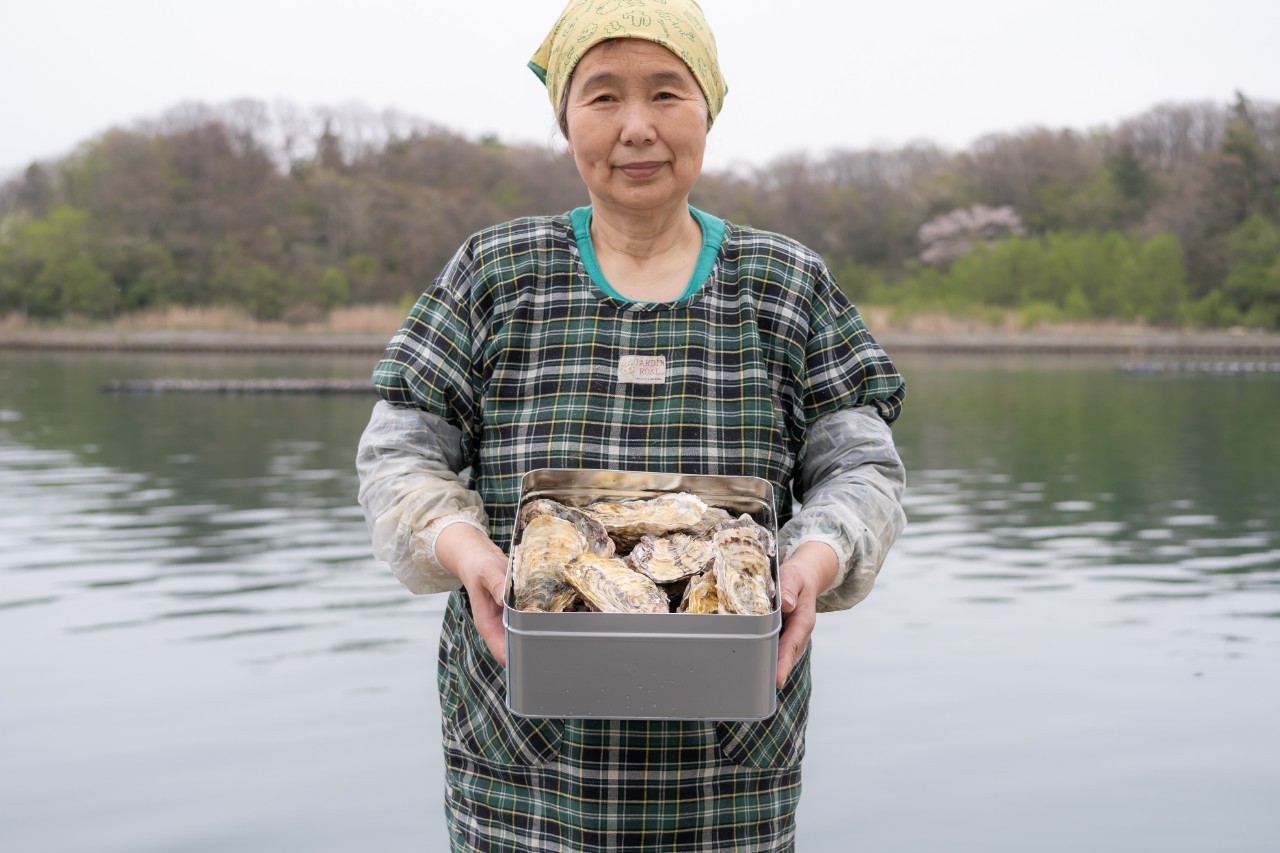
left=1, top=350, right=1277, bottom=852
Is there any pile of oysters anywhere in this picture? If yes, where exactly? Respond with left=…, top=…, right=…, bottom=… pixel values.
left=511, top=492, right=775, bottom=615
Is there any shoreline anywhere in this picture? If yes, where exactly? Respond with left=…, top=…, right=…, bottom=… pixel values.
left=4, top=327, right=1280, bottom=357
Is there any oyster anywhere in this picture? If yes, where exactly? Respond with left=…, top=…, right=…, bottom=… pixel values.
left=584, top=492, right=710, bottom=551
left=518, top=498, right=615, bottom=556
left=687, top=505, right=733, bottom=537
left=711, top=514, right=777, bottom=556
left=677, top=569, right=721, bottom=614
left=511, top=515, right=584, bottom=612
left=627, top=533, right=716, bottom=584
left=710, top=523, right=775, bottom=615
left=563, top=552, right=669, bottom=614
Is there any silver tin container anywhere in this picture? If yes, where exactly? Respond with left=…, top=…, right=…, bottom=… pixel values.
left=503, top=468, right=781, bottom=721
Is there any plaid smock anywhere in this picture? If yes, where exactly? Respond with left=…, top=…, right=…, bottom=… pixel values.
left=373, top=208, right=904, bottom=852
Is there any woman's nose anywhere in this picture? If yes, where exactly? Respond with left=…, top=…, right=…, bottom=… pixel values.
left=619, top=101, right=657, bottom=146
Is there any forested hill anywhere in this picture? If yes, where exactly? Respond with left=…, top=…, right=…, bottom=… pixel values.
left=2, top=94, right=1278, bottom=328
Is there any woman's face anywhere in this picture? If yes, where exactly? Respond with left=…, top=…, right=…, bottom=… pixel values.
left=564, top=39, right=709, bottom=218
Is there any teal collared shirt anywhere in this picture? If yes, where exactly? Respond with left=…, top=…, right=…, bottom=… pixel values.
left=569, top=205, right=727, bottom=302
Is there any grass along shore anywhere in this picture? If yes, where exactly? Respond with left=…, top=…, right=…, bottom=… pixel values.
left=3, top=305, right=1280, bottom=357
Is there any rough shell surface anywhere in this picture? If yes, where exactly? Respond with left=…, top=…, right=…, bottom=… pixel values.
left=583, top=492, right=710, bottom=551
left=677, top=569, right=721, bottom=614
left=564, top=552, right=669, bottom=614
left=712, top=554, right=772, bottom=615
left=711, top=525, right=774, bottom=615
left=627, top=533, right=716, bottom=584
left=687, top=506, right=733, bottom=537
left=519, top=498, right=615, bottom=556
left=711, top=513, right=777, bottom=557
left=511, top=515, right=583, bottom=612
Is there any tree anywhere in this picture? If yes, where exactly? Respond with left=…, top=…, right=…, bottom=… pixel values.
left=1105, top=142, right=1158, bottom=226
left=3, top=206, right=117, bottom=318
left=1222, top=215, right=1280, bottom=327
left=1126, top=234, right=1188, bottom=324
left=315, top=265, right=350, bottom=311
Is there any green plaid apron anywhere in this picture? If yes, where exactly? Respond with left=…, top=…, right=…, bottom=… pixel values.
left=374, top=210, right=904, bottom=851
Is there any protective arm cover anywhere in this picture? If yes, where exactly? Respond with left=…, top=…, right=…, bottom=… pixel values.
left=357, top=399, right=906, bottom=605
left=355, top=400, right=488, bottom=594
left=779, top=405, right=907, bottom=613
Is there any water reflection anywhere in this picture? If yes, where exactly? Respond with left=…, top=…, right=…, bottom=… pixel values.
left=889, top=355, right=1280, bottom=644
left=899, top=466, right=1280, bottom=618
left=0, top=357, right=438, bottom=665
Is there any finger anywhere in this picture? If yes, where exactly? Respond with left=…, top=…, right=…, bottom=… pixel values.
left=780, top=583, right=797, bottom=614
left=471, top=588, right=508, bottom=666
left=777, top=561, right=809, bottom=614
left=775, top=588, right=816, bottom=688
left=775, top=614, right=809, bottom=688
left=776, top=645, right=795, bottom=690
left=485, top=564, right=509, bottom=605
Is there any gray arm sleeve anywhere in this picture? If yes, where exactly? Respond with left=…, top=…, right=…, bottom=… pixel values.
left=778, top=405, right=907, bottom=612
left=355, top=400, right=488, bottom=594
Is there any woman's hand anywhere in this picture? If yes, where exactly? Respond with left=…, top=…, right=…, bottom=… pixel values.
left=435, top=522, right=510, bottom=665
left=775, top=541, right=839, bottom=688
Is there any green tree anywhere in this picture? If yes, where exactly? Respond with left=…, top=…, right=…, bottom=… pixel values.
left=1110, top=144, right=1151, bottom=202
left=2, top=206, right=117, bottom=318
left=115, top=240, right=180, bottom=310
left=239, top=262, right=292, bottom=321
left=315, top=265, right=351, bottom=311
left=344, top=253, right=381, bottom=301
left=1222, top=215, right=1280, bottom=327
left=1126, top=234, right=1188, bottom=324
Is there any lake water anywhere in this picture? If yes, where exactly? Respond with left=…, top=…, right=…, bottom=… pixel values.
left=1, top=349, right=1277, bottom=853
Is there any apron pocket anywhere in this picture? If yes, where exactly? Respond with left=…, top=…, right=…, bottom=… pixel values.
left=444, top=591, right=564, bottom=767
left=716, top=645, right=811, bottom=770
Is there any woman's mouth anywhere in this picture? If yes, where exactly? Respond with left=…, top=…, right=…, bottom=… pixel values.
left=617, top=162, right=665, bottom=179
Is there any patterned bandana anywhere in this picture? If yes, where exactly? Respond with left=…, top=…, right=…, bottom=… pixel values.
left=529, top=0, right=728, bottom=124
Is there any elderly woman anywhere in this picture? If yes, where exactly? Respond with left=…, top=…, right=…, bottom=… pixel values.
left=356, top=0, right=907, bottom=849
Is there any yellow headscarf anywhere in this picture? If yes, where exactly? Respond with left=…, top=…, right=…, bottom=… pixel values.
left=529, top=0, right=728, bottom=125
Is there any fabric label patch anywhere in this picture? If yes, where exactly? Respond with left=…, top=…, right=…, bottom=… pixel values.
left=618, top=355, right=666, bottom=384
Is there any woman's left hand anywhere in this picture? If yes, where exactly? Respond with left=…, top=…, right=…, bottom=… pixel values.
left=775, top=542, right=839, bottom=688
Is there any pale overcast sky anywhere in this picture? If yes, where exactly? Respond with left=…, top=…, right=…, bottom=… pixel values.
left=2, top=0, right=1277, bottom=176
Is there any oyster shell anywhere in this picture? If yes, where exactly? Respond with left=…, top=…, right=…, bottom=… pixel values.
left=518, top=498, right=615, bottom=556
left=627, top=533, right=716, bottom=584
left=511, top=515, right=583, bottom=612
left=710, top=523, right=775, bottom=615
left=584, top=492, right=710, bottom=551
left=677, top=569, right=721, bottom=614
left=712, top=555, right=772, bottom=615
left=687, top=505, right=733, bottom=537
left=711, top=514, right=777, bottom=557
left=563, top=552, right=669, bottom=614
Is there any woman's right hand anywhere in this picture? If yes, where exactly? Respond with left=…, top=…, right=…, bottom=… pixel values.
left=435, top=522, right=510, bottom=665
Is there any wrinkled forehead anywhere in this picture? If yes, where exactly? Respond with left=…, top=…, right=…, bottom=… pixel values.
left=569, top=39, right=704, bottom=96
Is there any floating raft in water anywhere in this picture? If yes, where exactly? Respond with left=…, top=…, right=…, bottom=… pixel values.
left=103, top=378, right=374, bottom=394
left=1117, top=361, right=1280, bottom=376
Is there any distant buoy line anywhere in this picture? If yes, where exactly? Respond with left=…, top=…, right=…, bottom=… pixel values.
left=1117, top=361, right=1280, bottom=376
left=102, top=378, right=375, bottom=394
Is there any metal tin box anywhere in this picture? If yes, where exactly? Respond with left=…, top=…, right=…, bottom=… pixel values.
left=503, top=468, right=781, bottom=721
